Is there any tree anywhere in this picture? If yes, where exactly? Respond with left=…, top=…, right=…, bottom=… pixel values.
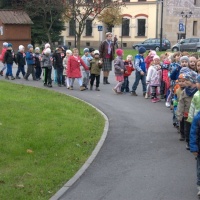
left=10, top=0, right=66, bottom=46
left=64, top=0, right=125, bottom=52
left=97, top=7, right=123, bottom=32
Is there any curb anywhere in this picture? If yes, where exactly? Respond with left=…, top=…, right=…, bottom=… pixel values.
left=49, top=95, right=109, bottom=200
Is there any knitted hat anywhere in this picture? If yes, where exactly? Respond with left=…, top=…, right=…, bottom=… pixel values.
left=19, top=45, right=24, bottom=51
left=3, top=42, right=8, bottom=47
left=116, top=49, right=123, bottom=56
left=83, top=48, right=89, bottom=53
left=45, top=48, right=51, bottom=55
left=66, top=49, right=72, bottom=55
left=45, top=43, right=50, bottom=49
left=138, top=46, right=146, bottom=54
left=180, top=67, right=190, bottom=74
left=89, top=47, right=95, bottom=53
left=27, top=44, right=33, bottom=49
left=94, top=50, right=100, bottom=55
left=150, top=50, right=156, bottom=57
left=7, top=43, right=12, bottom=47
left=185, top=71, right=197, bottom=84
left=180, top=56, right=189, bottom=63
left=197, top=75, right=200, bottom=83
left=35, top=47, right=40, bottom=51
left=153, top=55, right=160, bottom=60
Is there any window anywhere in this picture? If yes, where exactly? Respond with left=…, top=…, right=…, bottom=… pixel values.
left=193, top=21, right=197, bottom=36
left=122, top=18, right=130, bottom=36
left=122, top=0, right=130, bottom=2
left=190, top=38, right=199, bottom=43
left=137, top=19, right=146, bottom=36
left=138, top=0, right=146, bottom=1
left=85, top=0, right=93, bottom=3
left=194, top=0, right=197, bottom=5
left=85, top=20, right=92, bottom=36
left=69, top=19, right=75, bottom=36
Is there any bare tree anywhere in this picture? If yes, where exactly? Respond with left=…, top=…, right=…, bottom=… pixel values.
left=65, top=0, right=125, bottom=51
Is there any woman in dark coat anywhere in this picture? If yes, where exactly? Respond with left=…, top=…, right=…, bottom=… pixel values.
left=99, top=32, right=115, bottom=84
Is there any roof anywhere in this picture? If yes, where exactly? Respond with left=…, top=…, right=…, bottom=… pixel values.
left=0, top=10, right=33, bottom=25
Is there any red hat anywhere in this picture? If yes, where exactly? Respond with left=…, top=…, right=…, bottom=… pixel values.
left=116, top=49, right=123, bottom=56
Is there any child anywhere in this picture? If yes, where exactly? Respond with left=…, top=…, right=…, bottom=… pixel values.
left=52, top=46, right=66, bottom=87
left=112, top=49, right=125, bottom=94
left=24, top=44, right=37, bottom=81
left=189, top=110, right=200, bottom=197
left=196, top=59, right=200, bottom=74
left=81, top=48, right=93, bottom=89
left=174, top=74, right=186, bottom=140
left=121, top=55, right=134, bottom=93
left=0, top=42, right=8, bottom=76
left=40, top=48, right=52, bottom=87
left=177, top=71, right=198, bottom=150
left=189, top=56, right=197, bottom=72
left=4, top=43, right=16, bottom=80
left=90, top=50, right=102, bottom=91
left=35, top=47, right=42, bottom=80
left=63, top=49, right=72, bottom=89
left=145, top=50, right=156, bottom=71
left=146, top=55, right=162, bottom=103
left=16, top=45, right=26, bottom=79
left=67, top=48, right=89, bottom=91
left=187, top=75, right=200, bottom=123
left=131, top=46, right=147, bottom=96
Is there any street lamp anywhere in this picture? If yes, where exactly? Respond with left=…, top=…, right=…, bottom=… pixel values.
left=159, top=0, right=163, bottom=51
left=181, top=11, right=192, bottom=39
left=121, top=17, right=123, bottom=48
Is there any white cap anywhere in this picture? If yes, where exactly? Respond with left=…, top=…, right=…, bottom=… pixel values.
left=94, top=50, right=100, bottom=55
left=35, top=47, right=40, bottom=51
left=19, top=45, right=24, bottom=51
left=66, top=49, right=72, bottom=55
left=45, top=43, right=50, bottom=49
left=45, top=48, right=51, bottom=54
left=3, top=42, right=8, bottom=47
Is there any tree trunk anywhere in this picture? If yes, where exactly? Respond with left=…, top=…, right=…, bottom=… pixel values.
left=77, top=34, right=81, bottom=54
left=46, top=30, right=52, bottom=47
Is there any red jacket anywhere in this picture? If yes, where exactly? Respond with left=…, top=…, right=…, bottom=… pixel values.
left=67, top=55, right=89, bottom=78
left=0, top=48, right=7, bottom=62
left=124, top=60, right=134, bottom=77
left=145, top=55, right=153, bottom=71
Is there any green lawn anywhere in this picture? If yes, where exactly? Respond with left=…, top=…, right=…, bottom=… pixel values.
left=0, top=81, right=105, bottom=200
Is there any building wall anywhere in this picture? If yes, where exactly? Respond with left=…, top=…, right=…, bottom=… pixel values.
left=0, top=23, right=32, bottom=51
left=61, top=0, right=157, bottom=49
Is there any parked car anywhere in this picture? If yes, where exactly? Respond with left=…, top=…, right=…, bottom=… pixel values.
left=132, top=38, right=171, bottom=51
left=172, top=38, right=200, bottom=52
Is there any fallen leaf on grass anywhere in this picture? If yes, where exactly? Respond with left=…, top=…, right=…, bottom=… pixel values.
left=0, top=122, right=2, bottom=125
left=48, top=191, right=53, bottom=194
left=26, top=149, right=34, bottom=154
left=15, top=184, right=24, bottom=188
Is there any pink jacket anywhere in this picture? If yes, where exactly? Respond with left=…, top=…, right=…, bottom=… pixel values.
left=0, top=48, right=7, bottom=62
left=146, top=65, right=162, bottom=86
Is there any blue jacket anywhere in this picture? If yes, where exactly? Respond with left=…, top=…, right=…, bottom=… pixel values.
left=134, top=54, right=146, bottom=73
left=190, top=111, right=200, bottom=153
left=170, top=63, right=181, bottom=80
left=26, top=51, right=35, bottom=65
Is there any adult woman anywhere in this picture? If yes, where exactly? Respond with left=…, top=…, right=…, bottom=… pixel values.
left=99, top=32, right=115, bottom=84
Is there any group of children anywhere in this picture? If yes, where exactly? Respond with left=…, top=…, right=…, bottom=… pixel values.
left=112, top=46, right=200, bottom=197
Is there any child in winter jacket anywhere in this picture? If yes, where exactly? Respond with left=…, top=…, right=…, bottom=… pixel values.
left=145, top=50, right=156, bottom=71
left=189, top=111, right=200, bottom=197
left=41, top=48, right=52, bottom=87
left=121, top=55, right=134, bottom=93
left=4, top=43, right=16, bottom=80
left=89, top=50, right=102, bottom=91
left=177, top=71, right=198, bottom=150
left=63, top=49, right=72, bottom=89
left=146, top=55, right=162, bottom=103
left=113, top=49, right=125, bottom=94
left=35, top=47, right=42, bottom=80
left=0, top=42, right=8, bottom=76
left=67, top=48, right=89, bottom=91
left=16, top=45, right=26, bottom=79
left=24, top=44, right=36, bottom=81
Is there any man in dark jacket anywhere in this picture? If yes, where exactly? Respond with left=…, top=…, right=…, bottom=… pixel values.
left=52, top=46, right=66, bottom=87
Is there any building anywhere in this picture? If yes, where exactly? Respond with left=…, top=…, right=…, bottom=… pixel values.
left=62, top=0, right=158, bottom=49
left=0, top=10, right=33, bottom=51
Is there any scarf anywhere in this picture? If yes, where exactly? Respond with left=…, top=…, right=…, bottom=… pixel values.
left=106, top=40, right=112, bottom=54
left=185, top=87, right=197, bottom=97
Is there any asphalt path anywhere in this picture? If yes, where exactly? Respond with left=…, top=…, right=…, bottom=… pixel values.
left=2, top=65, right=198, bottom=200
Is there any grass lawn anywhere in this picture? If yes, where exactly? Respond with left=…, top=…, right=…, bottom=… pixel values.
left=0, top=81, right=105, bottom=200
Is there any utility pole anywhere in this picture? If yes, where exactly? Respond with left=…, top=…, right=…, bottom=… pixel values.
left=159, top=0, right=163, bottom=51
left=73, top=0, right=77, bottom=47
left=181, top=11, right=192, bottom=39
